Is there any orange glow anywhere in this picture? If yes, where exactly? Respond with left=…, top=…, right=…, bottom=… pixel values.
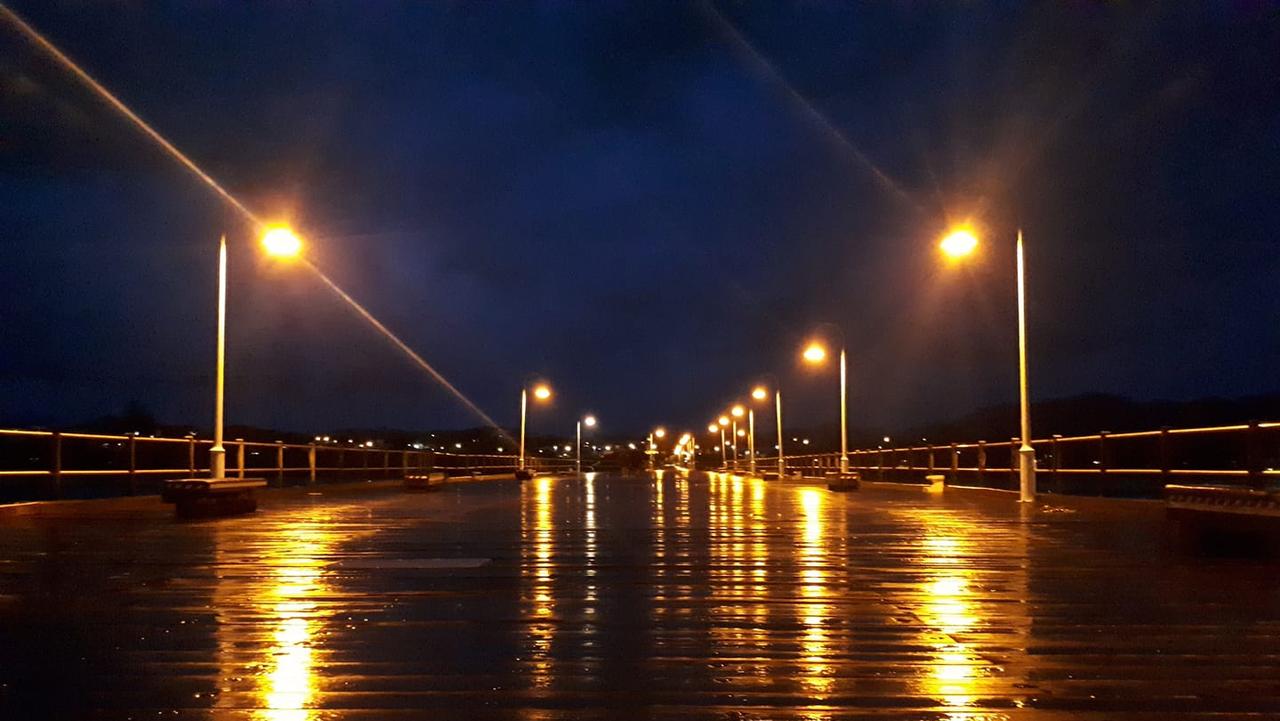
left=802, top=342, right=827, bottom=364
left=731, top=405, right=745, bottom=418
left=708, top=424, right=719, bottom=433
left=532, top=384, right=552, bottom=401
left=261, top=226, right=303, bottom=258
left=654, top=428, right=666, bottom=439
left=718, top=416, right=730, bottom=427
left=751, top=386, right=767, bottom=401
left=940, top=227, right=979, bottom=259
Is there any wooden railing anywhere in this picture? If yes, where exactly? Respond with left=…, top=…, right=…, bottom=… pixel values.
left=756, top=421, right=1280, bottom=496
left=0, top=428, right=573, bottom=502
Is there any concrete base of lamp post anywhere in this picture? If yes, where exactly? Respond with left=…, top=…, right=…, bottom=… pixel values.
left=826, top=470, right=861, bottom=492
left=161, top=478, right=266, bottom=518
left=514, top=468, right=535, bottom=481
left=403, top=474, right=444, bottom=492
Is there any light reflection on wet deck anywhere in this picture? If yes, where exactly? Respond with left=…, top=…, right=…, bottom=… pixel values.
left=2, top=474, right=1280, bottom=719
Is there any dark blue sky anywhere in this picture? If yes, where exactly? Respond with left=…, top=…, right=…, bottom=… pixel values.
left=1, top=2, right=1277, bottom=438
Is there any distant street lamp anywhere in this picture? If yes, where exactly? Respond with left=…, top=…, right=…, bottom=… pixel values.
left=717, top=416, right=730, bottom=469
left=801, top=326, right=849, bottom=474
left=940, top=226, right=1036, bottom=501
left=729, top=405, right=745, bottom=472
left=519, top=382, right=552, bottom=474
left=750, top=382, right=785, bottom=478
left=707, top=423, right=723, bottom=467
left=209, top=227, right=302, bottom=481
left=576, top=414, right=597, bottom=475
left=648, top=427, right=666, bottom=470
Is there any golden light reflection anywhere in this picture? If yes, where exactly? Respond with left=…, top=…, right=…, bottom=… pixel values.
left=797, top=488, right=834, bottom=699
left=914, top=519, right=982, bottom=710
left=212, top=516, right=342, bottom=721
left=521, top=475, right=557, bottom=689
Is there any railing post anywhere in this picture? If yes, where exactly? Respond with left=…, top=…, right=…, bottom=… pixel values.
left=877, top=448, right=885, bottom=482
left=127, top=434, right=137, bottom=496
left=1051, top=435, right=1062, bottom=492
left=50, top=431, right=63, bottom=499
left=1159, top=427, right=1171, bottom=483
left=1098, top=431, right=1109, bottom=479
left=236, top=439, right=245, bottom=480
left=275, top=440, right=285, bottom=486
left=309, top=443, right=318, bottom=485
left=927, top=445, right=935, bottom=472
left=338, top=448, right=345, bottom=476
left=977, top=441, right=986, bottom=485
left=1247, top=420, right=1263, bottom=488
left=188, top=435, right=196, bottom=475
left=1011, top=438, right=1020, bottom=488
left=402, top=450, right=410, bottom=479
left=949, top=443, right=958, bottom=485
left=383, top=449, right=390, bottom=478
left=362, top=447, right=369, bottom=478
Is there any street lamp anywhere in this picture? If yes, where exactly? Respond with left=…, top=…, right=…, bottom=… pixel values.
left=716, top=416, right=730, bottom=469
left=750, top=382, right=785, bottom=479
left=729, top=405, right=745, bottom=472
left=519, top=381, right=552, bottom=476
left=648, top=427, right=666, bottom=471
left=209, top=227, right=302, bottom=482
left=940, top=225, right=1036, bottom=501
left=801, top=328, right=849, bottom=475
left=576, top=414, right=597, bottom=475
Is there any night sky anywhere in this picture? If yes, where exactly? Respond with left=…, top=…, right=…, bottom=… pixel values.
left=1, top=2, right=1277, bottom=438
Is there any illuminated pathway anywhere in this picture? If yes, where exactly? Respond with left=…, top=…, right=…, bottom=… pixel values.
left=2, top=476, right=1279, bottom=719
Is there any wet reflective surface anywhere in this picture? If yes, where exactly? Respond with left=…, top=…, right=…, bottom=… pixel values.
left=3, top=473, right=1280, bottom=719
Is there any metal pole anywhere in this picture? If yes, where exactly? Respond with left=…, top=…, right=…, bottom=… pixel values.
left=748, top=409, right=756, bottom=475
left=731, top=420, right=739, bottom=471
left=210, top=236, right=227, bottom=480
left=775, top=390, right=785, bottom=478
left=719, top=428, right=727, bottom=468
left=839, top=347, right=849, bottom=474
left=576, top=420, right=582, bottom=475
left=1016, top=230, right=1036, bottom=502
left=518, top=388, right=527, bottom=470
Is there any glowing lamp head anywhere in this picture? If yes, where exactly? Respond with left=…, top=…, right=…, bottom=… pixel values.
left=940, top=227, right=979, bottom=259
left=718, top=416, right=730, bottom=427
left=737, top=429, right=746, bottom=437
left=261, top=226, right=302, bottom=258
left=654, top=428, right=666, bottom=439
left=583, top=415, right=597, bottom=428
left=708, top=424, right=719, bottom=433
left=730, top=405, right=745, bottom=418
left=802, top=342, right=828, bottom=365
left=751, top=386, right=768, bottom=401
left=532, top=384, right=552, bottom=401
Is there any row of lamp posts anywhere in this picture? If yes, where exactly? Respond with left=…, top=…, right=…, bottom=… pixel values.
left=695, top=225, right=1036, bottom=502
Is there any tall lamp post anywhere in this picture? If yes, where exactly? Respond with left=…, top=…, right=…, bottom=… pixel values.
left=750, top=383, right=785, bottom=478
left=647, top=427, right=666, bottom=470
left=716, top=416, right=730, bottom=469
left=519, top=382, right=553, bottom=477
left=940, top=226, right=1036, bottom=501
left=801, top=328, right=849, bottom=474
left=210, top=227, right=302, bottom=481
left=730, top=405, right=745, bottom=472
left=708, top=423, right=723, bottom=468
left=576, top=414, right=597, bottom=475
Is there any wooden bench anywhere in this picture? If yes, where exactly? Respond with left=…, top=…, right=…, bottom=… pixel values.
left=161, top=478, right=267, bottom=518
left=1165, top=484, right=1280, bottom=553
